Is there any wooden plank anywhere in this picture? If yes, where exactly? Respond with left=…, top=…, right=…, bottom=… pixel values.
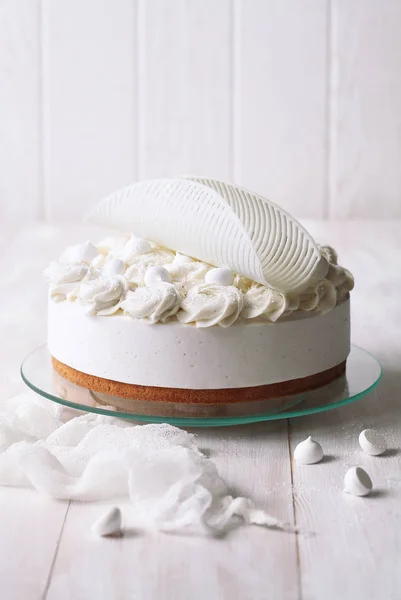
left=290, top=221, right=401, bottom=599
left=234, top=0, right=328, bottom=217
left=0, top=489, right=69, bottom=600
left=290, top=390, right=401, bottom=600
left=330, top=0, right=401, bottom=218
left=42, top=0, right=137, bottom=221
left=46, top=422, right=299, bottom=600
left=0, top=0, right=42, bottom=221
left=137, top=0, right=231, bottom=181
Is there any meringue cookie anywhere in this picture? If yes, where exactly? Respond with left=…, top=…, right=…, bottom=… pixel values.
left=124, top=236, right=151, bottom=258
left=92, top=506, right=122, bottom=537
left=205, top=267, right=234, bottom=286
left=344, top=467, right=373, bottom=496
left=144, top=265, right=171, bottom=286
left=70, top=241, right=99, bottom=263
left=294, top=436, right=324, bottom=465
left=173, top=252, right=194, bottom=265
left=359, top=429, right=386, bottom=456
left=103, top=257, right=126, bottom=276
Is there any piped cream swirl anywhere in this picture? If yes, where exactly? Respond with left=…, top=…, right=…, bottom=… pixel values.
left=45, top=261, right=89, bottom=302
left=177, top=284, right=244, bottom=328
left=121, top=282, right=181, bottom=323
left=78, top=275, right=127, bottom=315
left=46, top=239, right=354, bottom=327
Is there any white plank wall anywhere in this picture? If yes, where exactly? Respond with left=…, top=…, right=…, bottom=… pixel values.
left=330, top=0, right=401, bottom=218
left=234, top=0, right=328, bottom=217
left=42, top=0, right=137, bottom=220
left=137, top=0, right=232, bottom=182
left=0, top=0, right=42, bottom=221
left=1, top=0, right=401, bottom=221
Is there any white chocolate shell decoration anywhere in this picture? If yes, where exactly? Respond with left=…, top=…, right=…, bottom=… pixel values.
left=91, top=506, right=123, bottom=537
left=86, top=178, right=327, bottom=292
left=359, top=429, right=386, bottom=456
left=293, top=436, right=324, bottom=465
left=344, top=467, right=373, bottom=497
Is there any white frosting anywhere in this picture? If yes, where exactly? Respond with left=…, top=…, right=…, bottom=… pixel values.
left=242, top=285, right=293, bottom=321
left=166, top=261, right=210, bottom=291
left=48, top=299, right=350, bottom=389
left=46, top=238, right=353, bottom=327
left=44, top=261, right=89, bottom=302
left=78, top=275, right=127, bottom=315
left=121, top=283, right=181, bottom=323
left=344, top=467, right=373, bottom=496
left=359, top=429, right=386, bottom=456
left=294, top=437, right=324, bottom=465
left=178, top=284, right=244, bottom=328
left=124, top=249, right=175, bottom=286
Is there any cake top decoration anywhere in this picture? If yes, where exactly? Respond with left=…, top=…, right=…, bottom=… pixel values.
left=86, top=177, right=328, bottom=293
left=45, top=235, right=353, bottom=327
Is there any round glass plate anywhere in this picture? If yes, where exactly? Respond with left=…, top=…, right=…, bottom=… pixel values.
left=21, top=345, right=381, bottom=428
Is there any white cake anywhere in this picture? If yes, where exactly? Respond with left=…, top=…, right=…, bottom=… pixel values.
left=45, top=178, right=354, bottom=409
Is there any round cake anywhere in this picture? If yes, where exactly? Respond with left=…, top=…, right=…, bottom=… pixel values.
left=45, top=177, right=354, bottom=416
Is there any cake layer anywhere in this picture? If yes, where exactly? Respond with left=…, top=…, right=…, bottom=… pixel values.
left=52, top=357, right=346, bottom=404
left=48, top=299, right=350, bottom=390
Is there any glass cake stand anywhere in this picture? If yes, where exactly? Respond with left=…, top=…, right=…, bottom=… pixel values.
left=21, top=345, right=382, bottom=428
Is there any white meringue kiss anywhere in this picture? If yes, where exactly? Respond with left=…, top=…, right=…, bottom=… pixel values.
left=344, top=467, right=373, bottom=496
left=172, top=252, right=195, bottom=265
left=144, top=266, right=171, bottom=286
left=92, top=506, right=122, bottom=537
left=123, top=236, right=152, bottom=261
left=103, top=257, right=126, bottom=276
left=205, top=267, right=234, bottom=286
left=66, top=241, right=99, bottom=264
left=293, top=436, right=324, bottom=465
left=359, top=429, right=386, bottom=456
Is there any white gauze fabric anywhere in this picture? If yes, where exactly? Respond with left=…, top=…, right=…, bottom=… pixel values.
left=0, top=392, right=295, bottom=535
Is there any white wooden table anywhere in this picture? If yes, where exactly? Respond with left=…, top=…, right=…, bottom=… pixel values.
left=1, top=221, right=400, bottom=600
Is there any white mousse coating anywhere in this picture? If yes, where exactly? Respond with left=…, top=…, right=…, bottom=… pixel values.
left=48, top=299, right=350, bottom=390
